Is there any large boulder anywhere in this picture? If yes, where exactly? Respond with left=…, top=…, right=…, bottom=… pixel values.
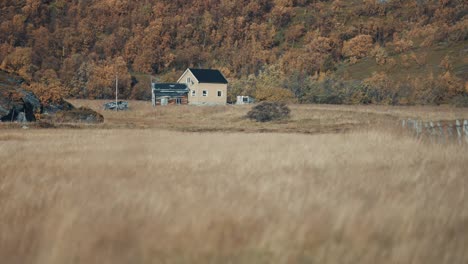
left=0, top=70, right=103, bottom=124
left=42, top=99, right=75, bottom=114
left=47, top=107, right=104, bottom=124
left=0, top=70, right=41, bottom=122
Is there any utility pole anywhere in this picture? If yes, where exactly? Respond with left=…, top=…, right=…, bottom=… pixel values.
left=151, top=75, right=156, bottom=107
left=115, top=75, right=118, bottom=111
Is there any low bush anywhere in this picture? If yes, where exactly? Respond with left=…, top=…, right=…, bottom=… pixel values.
left=246, top=102, right=290, bottom=122
left=451, top=95, right=468, bottom=107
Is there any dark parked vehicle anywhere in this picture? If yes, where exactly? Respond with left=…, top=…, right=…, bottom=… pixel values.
left=103, top=101, right=129, bottom=111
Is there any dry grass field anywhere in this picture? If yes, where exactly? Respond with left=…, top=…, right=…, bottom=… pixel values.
left=69, top=99, right=468, bottom=132
left=1, top=100, right=468, bottom=263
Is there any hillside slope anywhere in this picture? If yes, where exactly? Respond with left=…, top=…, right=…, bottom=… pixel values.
left=0, top=0, right=466, bottom=104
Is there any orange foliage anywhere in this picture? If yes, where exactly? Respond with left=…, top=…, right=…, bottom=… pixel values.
left=364, top=72, right=396, bottom=104
left=0, top=0, right=465, bottom=104
left=0, top=47, right=33, bottom=80
left=391, top=33, right=414, bottom=53
left=342, top=35, right=374, bottom=60
left=439, top=56, right=452, bottom=71
left=410, top=52, right=428, bottom=67
left=255, top=86, right=296, bottom=103
left=28, top=82, right=64, bottom=106
left=87, top=57, right=131, bottom=99
left=285, top=24, right=305, bottom=44
left=369, top=45, right=388, bottom=65
left=438, top=71, right=463, bottom=97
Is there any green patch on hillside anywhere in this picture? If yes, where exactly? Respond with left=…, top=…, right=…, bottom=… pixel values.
left=336, top=41, right=468, bottom=82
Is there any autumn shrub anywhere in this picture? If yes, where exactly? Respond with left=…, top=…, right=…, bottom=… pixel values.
left=448, top=18, right=468, bottom=41
left=285, top=24, right=305, bottom=44
left=437, top=71, right=464, bottom=98
left=0, top=43, right=14, bottom=67
left=342, top=35, right=374, bottom=60
left=409, top=24, right=449, bottom=47
left=0, top=47, right=33, bottom=80
left=86, top=57, right=132, bottom=99
left=369, top=45, right=388, bottom=65
left=302, top=78, right=371, bottom=105
left=28, top=82, right=65, bottom=107
left=409, top=52, right=428, bottom=67
left=451, top=95, right=468, bottom=107
left=253, top=64, right=297, bottom=103
left=279, top=50, right=319, bottom=75
left=255, top=86, right=296, bottom=103
left=408, top=70, right=465, bottom=105
left=389, top=33, right=414, bottom=54
left=303, top=79, right=344, bottom=104
left=363, top=72, right=398, bottom=105
left=130, top=83, right=151, bottom=100
left=246, top=102, right=290, bottom=122
left=410, top=74, right=444, bottom=105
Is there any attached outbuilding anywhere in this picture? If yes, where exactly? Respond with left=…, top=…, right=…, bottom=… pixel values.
left=177, top=68, right=228, bottom=105
left=152, top=83, right=189, bottom=106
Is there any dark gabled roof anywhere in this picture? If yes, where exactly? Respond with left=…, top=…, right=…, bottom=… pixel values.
left=188, top=68, right=228, bottom=84
left=152, top=83, right=189, bottom=97
left=152, top=83, right=188, bottom=90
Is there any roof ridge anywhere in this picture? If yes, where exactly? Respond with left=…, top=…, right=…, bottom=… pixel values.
left=187, top=68, right=228, bottom=84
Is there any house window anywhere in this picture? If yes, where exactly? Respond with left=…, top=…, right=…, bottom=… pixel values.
left=191, top=90, right=196, bottom=96
left=217, top=91, right=222, bottom=97
left=187, top=77, right=191, bottom=85
left=202, top=90, right=208, bottom=97
left=176, top=98, right=182, bottom=104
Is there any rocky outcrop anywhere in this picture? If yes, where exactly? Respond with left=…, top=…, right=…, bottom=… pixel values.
left=0, top=70, right=41, bottom=122
left=46, top=107, right=104, bottom=123
left=0, top=70, right=103, bottom=124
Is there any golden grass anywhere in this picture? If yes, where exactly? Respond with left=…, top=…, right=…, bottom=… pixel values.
left=0, top=127, right=467, bottom=263
left=65, top=100, right=468, bottom=133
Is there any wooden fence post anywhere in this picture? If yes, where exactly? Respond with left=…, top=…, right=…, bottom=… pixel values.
left=447, top=123, right=454, bottom=141
left=430, top=122, right=436, bottom=143
left=400, top=119, right=468, bottom=145
left=418, top=120, right=423, bottom=139
left=437, top=122, right=444, bottom=144
left=464, top=120, right=468, bottom=144
left=456, top=120, right=462, bottom=145
left=409, top=119, right=415, bottom=136
left=424, top=122, right=429, bottom=139
left=414, top=120, right=419, bottom=138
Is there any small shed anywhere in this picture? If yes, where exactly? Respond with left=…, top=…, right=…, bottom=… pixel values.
left=236, top=96, right=255, bottom=105
left=152, top=83, right=189, bottom=106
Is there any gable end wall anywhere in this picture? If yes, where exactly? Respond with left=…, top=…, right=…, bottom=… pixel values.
left=178, top=70, right=227, bottom=105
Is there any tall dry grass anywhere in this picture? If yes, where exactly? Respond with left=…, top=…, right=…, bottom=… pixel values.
left=1, top=128, right=467, bottom=263
left=65, top=100, right=468, bottom=133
